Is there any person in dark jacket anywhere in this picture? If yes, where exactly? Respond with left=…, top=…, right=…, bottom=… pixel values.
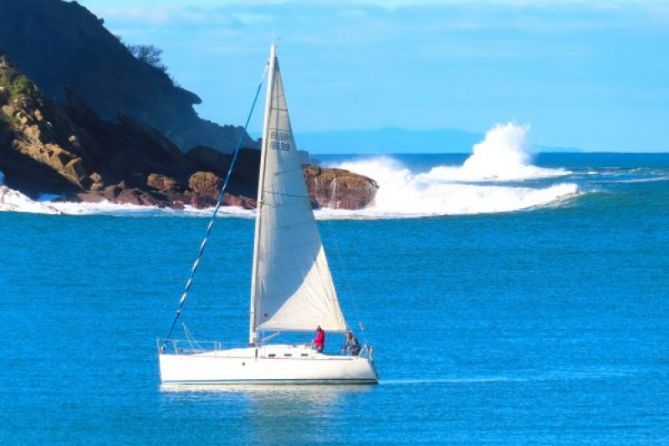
left=342, top=331, right=361, bottom=356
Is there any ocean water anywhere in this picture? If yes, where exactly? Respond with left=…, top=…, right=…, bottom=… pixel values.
left=2, top=150, right=669, bottom=444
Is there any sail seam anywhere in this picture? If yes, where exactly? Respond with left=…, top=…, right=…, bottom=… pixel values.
left=262, top=191, right=312, bottom=199
left=259, top=239, right=322, bottom=256
left=260, top=222, right=319, bottom=234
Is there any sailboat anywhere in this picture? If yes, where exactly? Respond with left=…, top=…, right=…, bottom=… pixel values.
left=158, top=44, right=378, bottom=385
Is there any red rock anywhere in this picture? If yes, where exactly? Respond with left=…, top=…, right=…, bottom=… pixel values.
left=303, top=166, right=378, bottom=210
left=147, top=173, right=182, bottom=192
left=188, top=171, right=222, bottom=199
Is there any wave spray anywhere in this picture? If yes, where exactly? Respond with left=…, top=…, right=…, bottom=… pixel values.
left=328, top=123, right=578, bottom=218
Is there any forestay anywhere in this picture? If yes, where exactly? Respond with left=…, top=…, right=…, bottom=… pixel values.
left=250, top=47, right=347, bottom=338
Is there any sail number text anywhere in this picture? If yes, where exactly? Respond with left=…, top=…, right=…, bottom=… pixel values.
left=269, top=129, right=292, bottom=151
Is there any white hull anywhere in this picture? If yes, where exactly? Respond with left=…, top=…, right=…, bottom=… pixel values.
left=158, top=344, right=378, bottom=385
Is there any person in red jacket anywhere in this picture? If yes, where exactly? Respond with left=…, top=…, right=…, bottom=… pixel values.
left=312, top=326, right=325, bottom=353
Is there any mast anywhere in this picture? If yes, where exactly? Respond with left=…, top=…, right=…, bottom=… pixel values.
left=249, top=44, right=276, bottom=345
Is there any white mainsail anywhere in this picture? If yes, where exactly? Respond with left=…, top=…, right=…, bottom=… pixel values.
left=249, top=45, right=347, bottom=342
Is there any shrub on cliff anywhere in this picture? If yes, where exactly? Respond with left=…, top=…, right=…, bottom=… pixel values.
left=0, top=56, right=38, bottom=100
left=126, top=44, right=168, bottom=74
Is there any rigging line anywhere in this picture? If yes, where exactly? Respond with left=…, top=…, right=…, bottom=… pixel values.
left=166, top=64, right=269, bottom=339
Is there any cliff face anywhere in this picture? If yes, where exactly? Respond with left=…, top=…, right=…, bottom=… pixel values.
left=0, top=0, right=378, bottom=210
left=0, top=55, right=95, bottom=195
left=0, top=54, right=378, bottom=210
left=0, top=0, right=256, bottom=153
left=0, top=54, right=191, bottom=205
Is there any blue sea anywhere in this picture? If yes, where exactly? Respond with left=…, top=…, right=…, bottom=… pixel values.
left=1, top=152, right=669, bottom=444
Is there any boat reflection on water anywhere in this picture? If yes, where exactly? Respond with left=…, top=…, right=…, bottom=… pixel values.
left=160, top=382, right=373, bottom=401
left=159, top=384, right=374, bottom=443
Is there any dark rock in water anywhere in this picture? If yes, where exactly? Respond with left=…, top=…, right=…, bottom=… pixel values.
left=185, top=146, right=260, bottom=199
left=188, top=171, right=222, bottom=200
left=186, top=171, right=220, bottom=207
left=304, top=166, right=378, bottom=210
left=220, top=193, right=256, bottom=210
left=184, top=171, right=256, bottom=209
left=147, top=173, right=183, bottom=193
left=69, top=181, right=180, bottom=209
left=74, top=192, right=106, bottom=203
left=116, top=188, right=160, bottom=207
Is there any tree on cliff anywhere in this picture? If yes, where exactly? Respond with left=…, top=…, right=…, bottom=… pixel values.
left=126, top=44, right=167, bottom=73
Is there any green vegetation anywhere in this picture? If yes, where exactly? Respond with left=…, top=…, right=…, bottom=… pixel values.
left=0, top=56, right=37, bottom=128
left=0, top=58, right=38, bottom=100
left=126, top=44, right=167, bottom=73
left=8, top=74, right=35, bottom=97
left=124, top=43, right=181, bottom=87
left=0, top=111, right=21, bottom=127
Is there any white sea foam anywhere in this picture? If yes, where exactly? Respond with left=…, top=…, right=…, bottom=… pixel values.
left=324, top=123, right=579, bottom=218
left=0, top=185, right=255, bottom=217
left=614, top=176, right=669, bottom=184
left=0, top=185, right=61, bottom=214
left=46, top=200, right=255, bottom=218
left=313, top=169, right=579, bottom=218
left=0, top=170, right=62, bottom=214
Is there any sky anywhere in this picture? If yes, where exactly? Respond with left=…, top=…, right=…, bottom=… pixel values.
left=77, top=0, right=669, bottom=152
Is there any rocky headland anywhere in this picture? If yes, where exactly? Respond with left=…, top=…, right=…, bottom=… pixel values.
left=0, top=0, right=377, bottom=210
left=0, top=0, right=254, bottom=153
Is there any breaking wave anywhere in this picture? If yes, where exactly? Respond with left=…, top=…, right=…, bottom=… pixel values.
left=0, top=185, right=61, bottom=215
left=324, top=123, right=579, bottom=218
left=422, top=123, right=570, bottom=182
left=319, top=157, right=578, bottom=218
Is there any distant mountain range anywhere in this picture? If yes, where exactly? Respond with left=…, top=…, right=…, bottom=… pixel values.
left=295, top=128, right=583, bottom=154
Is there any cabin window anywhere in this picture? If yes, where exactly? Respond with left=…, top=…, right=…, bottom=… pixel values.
left=268, top=353, right=276, bottom=358
left=284, top=353, right=292, bottom=357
